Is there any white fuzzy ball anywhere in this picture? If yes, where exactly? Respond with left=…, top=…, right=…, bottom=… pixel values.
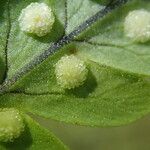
left=18, top=2, right=55, bottom=37
left=124, top=9, right=150, bottom=43
left=55, top=55, right=88, bottom=89
left=0, top=108, right=25, bottom=142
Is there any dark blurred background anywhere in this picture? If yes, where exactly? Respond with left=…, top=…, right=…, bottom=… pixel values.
left=35, top=114, right=150, bottom=150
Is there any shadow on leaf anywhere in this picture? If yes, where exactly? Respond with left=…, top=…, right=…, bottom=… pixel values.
left=26, top=16, right=64, bottom=43
left=65, top=70, right=97, bottom=98
left=1, top=122, right=32, bottom=150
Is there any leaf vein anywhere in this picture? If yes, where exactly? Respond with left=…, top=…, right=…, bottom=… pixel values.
left=3, top=0, right=11, bottom=82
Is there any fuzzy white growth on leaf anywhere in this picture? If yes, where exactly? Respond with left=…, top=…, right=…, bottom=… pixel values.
left=55, top=55, right=88, bottom=89
left=124, top=9, right=150, bottom=43
left=18, top=2, right=55, bottom=37
left=0, top=108, right=25, bottom=142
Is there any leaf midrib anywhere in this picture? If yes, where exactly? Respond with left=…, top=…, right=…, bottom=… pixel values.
left=3, top=0, right=11, bottom=82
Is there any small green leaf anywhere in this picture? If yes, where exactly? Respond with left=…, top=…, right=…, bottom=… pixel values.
left=0, top=114, right=67, bottom=150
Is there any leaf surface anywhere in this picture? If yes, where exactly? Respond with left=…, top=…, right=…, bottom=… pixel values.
left=0, top=115, right=67, bottom=150
left=76, top=0, right=150, bottom=75
left=0, top=0, right=150, bottom=127
left=6, top=0, right=66, bottom=78
left=0, top=0, right=9, bottom=82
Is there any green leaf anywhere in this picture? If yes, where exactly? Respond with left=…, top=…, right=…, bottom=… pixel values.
left=76, top=0, right=150, bottom=75
left=5, top=0, right=66, bottom=78
left=0, top=114, right=67, bottom=150
left=0, top=0, right=150, bottom=128
left=5, top=0, right=105, bottom=78
left=1, top=58, right=150, bottom=126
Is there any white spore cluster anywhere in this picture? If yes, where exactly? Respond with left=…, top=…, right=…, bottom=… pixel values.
left=55, top=55, right=88, bottom=89
left=124, top=9, right=150, bottom=43
left=18, top=2, right=55, bottom=37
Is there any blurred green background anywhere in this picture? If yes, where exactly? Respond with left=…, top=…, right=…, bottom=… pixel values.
left=35, top=115, right=150, bottom=150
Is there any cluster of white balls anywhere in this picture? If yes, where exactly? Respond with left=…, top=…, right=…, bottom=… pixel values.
left=124, top=9, right=150, bottom=43
left=18, top=2, right=55, bottom=37
left=55, top=55, right=88, bottom=89
left=0, top=108, right=25, bottom=142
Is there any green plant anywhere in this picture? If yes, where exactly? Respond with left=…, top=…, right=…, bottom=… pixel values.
left=0, top=0, right=149, bottom=149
